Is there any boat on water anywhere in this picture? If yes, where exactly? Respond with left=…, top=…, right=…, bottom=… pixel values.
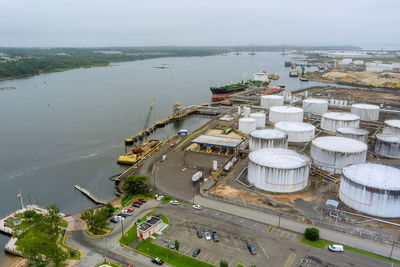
left=299, top=76, right=309, bottom=82
left=253, top=71, right=270, bottom=84
left=289, top=70, right=299, bottom=77
left=259, top=87, right=285, bottom=95
left=268, top=73, right=279, bottom=80
left=117, top=139, right=160, bottom=166
left=210, top=81, right=248, bottom=95
left=284, top=61, right=292, bottom=67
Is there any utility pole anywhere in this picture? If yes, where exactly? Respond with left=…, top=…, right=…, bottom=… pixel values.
left=18, top=190, right=24, bottom=209
left=121, top=219, right=125, bottom=237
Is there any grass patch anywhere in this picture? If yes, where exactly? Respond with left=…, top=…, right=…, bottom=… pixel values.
left=153, top=233, right=160, bottom=237
left=237, top=264, right=245, bottom=267
left=59, top=219, right=68, bottom=228
left=268, top=226, right=274, bottom=232
left=88, top=226, right=112, bottom=236
left=300, top=236, right=400, bottom=265
left=120, top=215, right=147, bottom=246
left=121, top=194, right=136, bottom=207
left=135, top=239, right=215, bottom=267
left=96, top=261, right=120, bottom=267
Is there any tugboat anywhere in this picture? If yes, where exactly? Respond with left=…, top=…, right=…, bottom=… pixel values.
left=117, top=139, right=160, bottom=166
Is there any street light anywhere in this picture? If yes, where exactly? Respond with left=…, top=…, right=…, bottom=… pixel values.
left=121, top=218, right=125, bottom=237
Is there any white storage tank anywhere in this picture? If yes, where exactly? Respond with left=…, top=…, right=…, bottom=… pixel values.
left=260, top=95, right=284, bottom=109
left=238, top=118, right=257, bottom=135
left=249, top=113, right=266, bottom=129
left=243, top=107, right=251, bottom=118
left=311, top=136, right=367, bottom=174
left=336, top=127, right=369, bottom=144
left=275, top=122, right=315, bottom=143
left=339, top=163, right=400, bottom=218
left=321, top=112, right=360, bottom=132
left=303, top=99, right=328, bottom=115
left=269, top=106, right=303, bottom=123
left=374, top=134, right=400, bottom=159
left=249, top=129, right=288, bottom=151
left=351, top=103, right=380, bottom=121
left=383, top=120, right=400, bottom=135
left=248, top=148, right=310, bottom=193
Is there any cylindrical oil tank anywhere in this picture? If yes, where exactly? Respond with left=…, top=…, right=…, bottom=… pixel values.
left=339, top=163, right=400, bottom=218
left=321, top=112, right=360, bottom=132
left=249, top=113, right=266, bottom=129
left=238, top=118, right=256, bottom=135
left=260, top=95, right=284, bottom=109
left=269, top=106, right=303, bottom=123
left=274, top=122, right=315, bottom=142
left=249, top=129, right=288, bottom=151
left=248, top=148, right=310, bottom=193
left=336, top=127, right=369, bottom=144
left=311, top=136, right=367, bottom=174
left=351, top=104, right=380, bottom=121
left=374, top=134, right=400, bottom=159
left=383, top=120, right=400, bottom=135
left=302, top=99, right=328, bottom=115
left=243, top=107, right=251, bottom=118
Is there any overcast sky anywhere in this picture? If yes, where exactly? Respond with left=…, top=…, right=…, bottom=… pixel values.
left=1, top=0, right=399, bottom=48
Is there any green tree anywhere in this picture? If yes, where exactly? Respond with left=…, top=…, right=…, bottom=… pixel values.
left=45, top=242, right=67, bottom=267
left=16, top=230, right=50, bottom=266
left=219, top=260, right=229, bottom=267
left=23, top=210, right=36, bottom=220
left=174, top=240, right=180, bottom=251
left=123, top=175, right=147, bottom=195
left=44, top=204, right=62, bottom=237
left=80, top=207, right=109, bottom=235
left=304, top=227, right=319, bottom=241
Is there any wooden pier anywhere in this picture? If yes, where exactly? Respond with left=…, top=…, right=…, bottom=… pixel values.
left=74, top=185, right=108, bottom=205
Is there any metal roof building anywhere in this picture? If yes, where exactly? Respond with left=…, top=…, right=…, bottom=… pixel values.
left=191, top=135, right=243, bottom=148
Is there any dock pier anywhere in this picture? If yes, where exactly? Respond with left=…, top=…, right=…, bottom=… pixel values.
left=74, top=185, right=108, bottom=205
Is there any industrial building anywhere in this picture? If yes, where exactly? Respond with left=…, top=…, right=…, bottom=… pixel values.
left=137, top=214, right=163, bottom=240
left=339, top=163, right=400, bottom=218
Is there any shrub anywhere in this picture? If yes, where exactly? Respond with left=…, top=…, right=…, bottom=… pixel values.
left=219, top=260, right=228, bottom=267
left=304, top=227, right=319, bottom=241
left=23, top=210, right=36, bottom=219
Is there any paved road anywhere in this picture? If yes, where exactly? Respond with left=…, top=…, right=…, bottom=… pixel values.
left=194, top=195, right=400, bottom=262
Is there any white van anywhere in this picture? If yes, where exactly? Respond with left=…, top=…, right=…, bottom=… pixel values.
left=328, top=244, right=344, bottom=252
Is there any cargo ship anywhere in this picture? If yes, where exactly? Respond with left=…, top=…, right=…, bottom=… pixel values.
left=259, top=86, right=285, bottom=95
left=117, top=139, right=160, bottom=166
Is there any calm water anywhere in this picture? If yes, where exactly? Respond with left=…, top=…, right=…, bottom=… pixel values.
left=0, top=52, right=325, bottom=260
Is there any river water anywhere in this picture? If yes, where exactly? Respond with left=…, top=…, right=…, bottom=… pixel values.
left=0, top=52, right=325, bottom=260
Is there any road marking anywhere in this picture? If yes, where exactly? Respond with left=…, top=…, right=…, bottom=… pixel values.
left=283, top=253, right=296, bottom=267
left=185, top=247, right=191, bottom=254
left=291, top=233, right=297, bottom=240
left=202, top=252, right=209, bottom=261
left=111, top=250, right=137, bottom=263
left=255, top=239, right=269, bottom=260
left=208, top=255, right=215, bottom=263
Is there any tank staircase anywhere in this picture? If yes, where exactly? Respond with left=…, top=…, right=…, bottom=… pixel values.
left=310, top=165, right=339, bottom=184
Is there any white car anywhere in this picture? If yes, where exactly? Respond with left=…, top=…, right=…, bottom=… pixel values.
left=204, top=231, right=211, bottom=241
left=328, top=244, right=344, bottom=252
left=192, top=204, right=202, bottom=210
left=157, top=195, right=165, bottom=201
left=169, top=200, right=180, bottom=205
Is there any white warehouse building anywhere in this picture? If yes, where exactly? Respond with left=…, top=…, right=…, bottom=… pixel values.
left=339, top=163, right=400, bottom=218
left=248, top=148, right=310, bottom=193
left=311, top=136, right=367, bottom=174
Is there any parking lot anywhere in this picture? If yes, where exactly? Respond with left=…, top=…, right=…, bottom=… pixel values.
left=154, top=204, right=394, bottom=267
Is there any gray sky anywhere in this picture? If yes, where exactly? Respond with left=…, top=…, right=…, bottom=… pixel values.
left=1, top=0, right=399, bottom=47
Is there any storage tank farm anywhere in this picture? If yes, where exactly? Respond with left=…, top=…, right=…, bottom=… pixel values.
left=248, top=148, right=310, bottom=193
left=275, top=122, right=315, bottom=143
left=351, top=103, right=380, bottom=121
left=238, top=118, right=256, bottom=135
left=339, top=163, right=400, bottom=218
left=260, top=95, right=284, bottom=109
left=336, top=127, right=369, bottom=144
left=249, top=129, right=288, bottom=151
left=321, top=112, right=360, bottom=132
left=383, top=120, right=400, bottom=135
left=269, top=106, right=304, bottom=123
left=249, top=113, right=266, bottom=129
left=374, top=134, right=400, bottom=159
left=311, top=136, right=367, bottom=174
left=303, top=99, right=328, bottom=115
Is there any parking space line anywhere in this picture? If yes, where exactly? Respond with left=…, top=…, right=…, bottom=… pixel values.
left=185, top=248, right=191, bottom=254
left=284, top=253, right=296, bottom=267
left=255, top=239, right=269, bottom=260
left=202, top=252, right=209, bottom=261
left=291, top=233, right=297, bottom=240
left=208, top=255, right=215, bottom=263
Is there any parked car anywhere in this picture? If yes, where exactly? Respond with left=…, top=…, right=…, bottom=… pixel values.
left=118, top=212, right=128, bottom=218
left=157, top=195, right=165, bottom=201
left=138, top=198, right=146, bottom=203
left=132, top=203, right=140, bottom=208
left=170, top=243, right=176, bottom=249
left=123, top=209, right=133, bottom=216
left=248, top=243, right=256, bottom=255
left=110, top=216, right=120, bottom=223
left=212, top=231, right=219, bottom=242
left=328, top=244, right=344, bottom=252
left=169, top=200, right=179, bottom=205
left=197, top=229, right=203, bottom=238
left=192, top=248, right=201, bottom=257
left=133, top=200, right=143, bottom=205
left=192, top=204, right=202, bottom=210
left=204, top=232, right=211, bottom=241
left=151, top=257, right=164, bottom=265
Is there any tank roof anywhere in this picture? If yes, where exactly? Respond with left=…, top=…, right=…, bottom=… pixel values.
left=385, top=120, right=400, bottom=128
left=270, top=106, right=303, bottom=113
left=239, top=118, right=256, bottom=123
left=312, top=136, right=367, bottom=153
left=249, top=148, right=310, bottom=169
left=343, top=163, right=400, bottom=190
left=275, top=122, right=315, bottom=131
left=322, top=112, right=359, bottom=121
left=376, top=134, right=400, bottom=143
left=337, top=127, right=368, bottom=135
left=249, top=113, right=265, bottom=118
left=250, top=129, right=287, bottom=139
left=303, top=99, right=328, bottom=104
left=261, top=95, right=283, bottom=99
left=352, top=103, right=380, bottom=110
